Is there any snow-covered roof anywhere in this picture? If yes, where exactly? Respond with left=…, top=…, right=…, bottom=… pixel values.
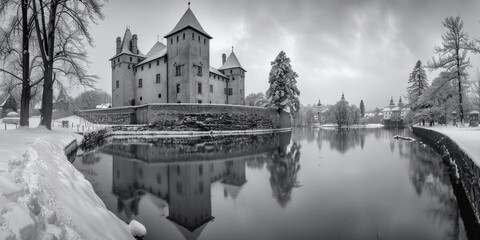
left=219, top=51, right=246, bottom=71
left=164, top=8, right=212, bottom=39
left=382, top=108, right=391, bottom=112
left=209, top=66, right=227, bottom=78
left=392, top=107, right=400, bottom=111
left=470, top=110, right=479, bottom=114
left=95, top=103, right=112, bottom=109
left=135, top=42, right=167, bottom=67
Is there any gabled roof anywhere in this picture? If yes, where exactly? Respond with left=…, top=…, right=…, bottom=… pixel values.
left=135, top=42, right=167, bottom=67
left=165, top=8, right=212, bottom=39
left=209, top=66, right=227, bottom=78
left=218, top=51, right=246, bottom=71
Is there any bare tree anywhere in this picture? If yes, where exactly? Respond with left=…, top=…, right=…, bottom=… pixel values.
left=32, top=0, right=104, bottom=129
left=428, top=16, right=471, bottom=124
left=0, top=0, right=44, bottom=126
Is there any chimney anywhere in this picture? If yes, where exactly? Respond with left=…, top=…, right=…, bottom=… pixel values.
left=222, top=53, right=226, bottom=65
left=132, top=34, right=138, bottom=54
left=116, top=37, right=121, bottom=54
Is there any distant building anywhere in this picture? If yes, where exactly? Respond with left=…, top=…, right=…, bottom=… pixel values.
left=111, top=5, right=246, bottom=107
left=382, top=97, right=410, bottom=128
left=0, top=94, right=17, bottom=118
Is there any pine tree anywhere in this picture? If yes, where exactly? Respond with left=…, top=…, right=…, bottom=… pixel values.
left=266, top=51, right=300, bottom=115
left=359, top=100, right=365, bottom=117
left=429, top=16, right=471, bottom=124
left=407, top=60, right=429, bottom=106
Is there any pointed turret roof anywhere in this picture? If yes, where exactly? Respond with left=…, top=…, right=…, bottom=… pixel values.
left=219, top=51, right=246, bottom=71
left=165, top=8, right=212, bottom=39
left=341, top=92, right=345, bottom=101
left=389, top=97, right=395, bottom=106
left=168, top=217, right=212, bottom=240
left=109, top=28, right=145, bottom=60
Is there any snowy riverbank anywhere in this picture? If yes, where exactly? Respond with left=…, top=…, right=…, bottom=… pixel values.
left=0, top=128, right=134, bottom=239
left=415, top=125, right=480, bottom=166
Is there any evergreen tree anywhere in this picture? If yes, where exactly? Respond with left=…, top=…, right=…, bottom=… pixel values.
left=407, top=60, right=429, bottom=106
left=266, top=51, right=300, bottom=115
left=359, top=100, right=365, bottom=117
left=429, top=16, right=471, bottom=124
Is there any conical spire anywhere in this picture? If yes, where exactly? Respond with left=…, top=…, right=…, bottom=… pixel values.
left=219, top=51, right=246, bottom=71
left=341, top=92, right=345, bottom=101
left=165, top=7, right=211, bottom=39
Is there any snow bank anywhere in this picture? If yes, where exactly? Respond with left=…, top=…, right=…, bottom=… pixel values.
left=418, top=125, right=480, bottom=167
left=0, top=128, right=133, bottom=239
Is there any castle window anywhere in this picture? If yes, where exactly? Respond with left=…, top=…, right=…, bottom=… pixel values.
left=176, top=35, right=179, bottom=42
left=232, top=77, right=235, bottom=80
left=158, top=93, right=161, bottom=98
left=197, top=100, right=202, bottom=104
left=175, top=65, right=181, bottom=76
left=157, top=59, right=159, bottom=66
left=128, top=64, right=130, bottom=69
left=183, top=33, right=185, bottom=40
left=116, top=80, right=119, bottom=88
left=199, top=165, right=203, bottom=175
left=192, top=32, right=194, bottom=40
left=209, top=84, right=213, bottom=93
left=139, top=96, right=142, bottom=101
left=240, top=89, right=243, bottom=94
left=130, top=57, right=132, bottom=62
left=141, top=66, right=143, bottom=71
left=197, top=82, right=202, bottom=94
left=170, top=38, right=173, bottom=44
left=138, top=79, right=143, bottom=88
left=228, top=88, right=232, bottom=95
left=176, top=84, right=181, bottom=93
left=204, top=39, right=206, bottom=45
left=230, top=70, right=233, bottom=74
left=156, top=74, right=161, bottom=83
left=197, top=66, right=202, bottom=76
left=148, top=63, right=151, bottom=69
left=198, top=36, right=200, bottom=42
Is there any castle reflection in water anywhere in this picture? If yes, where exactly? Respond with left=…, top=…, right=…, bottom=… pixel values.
left=79, top=132, right=294, bottom=239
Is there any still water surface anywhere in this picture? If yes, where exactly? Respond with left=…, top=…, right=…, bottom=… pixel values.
left=74, top=128, right=468, bottom=240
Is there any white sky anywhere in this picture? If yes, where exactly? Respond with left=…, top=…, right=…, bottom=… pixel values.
left=82, top=0, right=480, bottom=110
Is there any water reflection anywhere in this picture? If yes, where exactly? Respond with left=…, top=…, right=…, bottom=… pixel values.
left=74, top=129, right=470, bottom=240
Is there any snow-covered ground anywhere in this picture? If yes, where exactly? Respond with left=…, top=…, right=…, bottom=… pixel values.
left=1, top=115, right=106, bottom=133
left=0, top=127, right=134, bottom=239
left=416, top=125, right=480, bottom=167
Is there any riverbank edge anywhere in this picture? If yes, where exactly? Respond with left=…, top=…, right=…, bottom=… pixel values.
left=412, top=126, right=480, bottom=234
left=80, top=127, right=292, bottom=150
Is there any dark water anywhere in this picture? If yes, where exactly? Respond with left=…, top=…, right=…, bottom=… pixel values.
left=74, top=128, right=469, bottom=240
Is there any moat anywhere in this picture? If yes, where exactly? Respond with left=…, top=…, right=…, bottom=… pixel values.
left=74, top=128, right=469, bottom=240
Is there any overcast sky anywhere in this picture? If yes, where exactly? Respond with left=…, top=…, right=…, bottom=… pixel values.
left=84, top=0, right=480, bottom=110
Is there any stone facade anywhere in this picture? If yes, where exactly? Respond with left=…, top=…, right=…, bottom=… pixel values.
left=111, top=7, right=245, bottom=107
left=77, top=104, right=291, bottom=130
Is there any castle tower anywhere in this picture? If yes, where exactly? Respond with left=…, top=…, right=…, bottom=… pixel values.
left=164, top=7, right=212, bottom=104
left=219, top=48, right=246, bottom=105
left=110, top=28, right=145, bottom=107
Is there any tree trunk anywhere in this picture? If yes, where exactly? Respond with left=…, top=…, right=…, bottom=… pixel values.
left=38, top=0, right=57, bottom=130
left=20, top=0, right=30, bottom=126
left=456, top=45, right=464, bottom=124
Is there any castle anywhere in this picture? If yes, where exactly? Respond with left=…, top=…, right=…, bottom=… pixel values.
left=110, top=5, right=246, bottom=107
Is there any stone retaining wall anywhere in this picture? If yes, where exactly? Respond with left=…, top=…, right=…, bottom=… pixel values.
left=413, top=126, right=480, bottom=237
left=76, top=104, right=291, bottom=130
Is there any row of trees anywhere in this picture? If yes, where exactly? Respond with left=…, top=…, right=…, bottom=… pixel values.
left=408, top=16, right=480, bottom=125
left=0, top=0, right=104, bottom=129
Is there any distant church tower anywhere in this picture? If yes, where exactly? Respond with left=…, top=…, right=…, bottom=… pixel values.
left=110, top=29, right=144, bottom=107
left=219, top=48, right=247, bottom=105
left=164, top=7, right=212, bottom=103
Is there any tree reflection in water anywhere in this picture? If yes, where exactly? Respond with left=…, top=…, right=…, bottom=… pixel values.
left=266, top=142, right=302, bottom=207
